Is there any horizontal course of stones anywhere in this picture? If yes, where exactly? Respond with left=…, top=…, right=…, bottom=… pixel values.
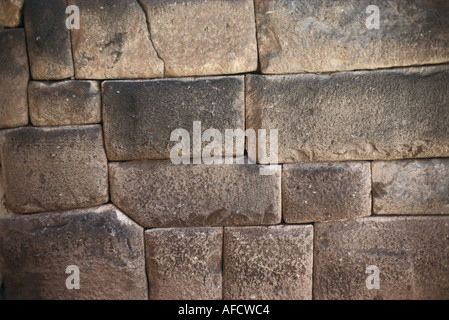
left=1, top=0, right=449, bottom=300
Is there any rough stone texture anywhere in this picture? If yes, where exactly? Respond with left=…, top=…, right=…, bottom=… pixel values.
left=24, top=0, right=74, bottom=79
left=283, top=162, right=371, bottom=223
left=0, top=204, right=148, bottom=300
left=223, top=225, right=313, bottom=300
left=255, top=0, right=449, bottom=74
left=0, top=125, right=109, bottom=214
left=0, top=0, right=24, bottom=27
left=103, top=76, right=244, bottom=160
left=145, top=227, right=222, bottom=300
left=109, top=160, right=281, bottom=228
left=0, top=168, right=13, bottom=218
left=372, top=159, right=449, bottom=215
left=139, top=0, right=258, bottom=77
left=246, top=65, right=449, bottom=163
left=0, top=29, right=29, bottom=129
left=67, top=0, right=163, bottom=79
left=29, top=81, right=101, bottom=126
left=314, top=216, right=449, bottom=300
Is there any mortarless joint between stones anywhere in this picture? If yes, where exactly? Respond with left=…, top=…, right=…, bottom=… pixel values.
left=0, top=0, right=449, bottom=301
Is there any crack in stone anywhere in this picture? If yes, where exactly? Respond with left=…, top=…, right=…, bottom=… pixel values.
left=136, top=0, right=165, bottom=77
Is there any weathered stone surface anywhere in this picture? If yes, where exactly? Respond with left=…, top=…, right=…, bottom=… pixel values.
left=0, top=125, right=109, bottom=214
left=24, top=0, right=74, bottom=79
left=246, top=65, right=449, bottom=163
left=0, top=0, right=24, bottom=27
left=0, top=204, right=148, bottom=300
left=67, top=0, right=163, bottom=79
left=223, top=225, right=313, bottom=300
left=109, top=160, right=281, bottom=228
left=255, top=0, right=449, bottom=74
left=145, top=227, right=222, bottom=300
left=0, top=29, right=29, bottom=129
left=314, top=216, right=449, bottom=300
left=103, top=76, right=244, bottom=160
left=372, top=159, right=449, bottom=215
left=0, top=168, right=13, bottom=218
left=29, top=81, right=101, bottom=126
left=283, top=162, right=371, bottom=223
left=139, top=0, right=258, bottom=77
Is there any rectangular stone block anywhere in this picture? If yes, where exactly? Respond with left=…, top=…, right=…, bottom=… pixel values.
left=67, top=0, right=163, bottom=79
left=372, top=159, right=449, bottom=215
left=103, top=76, right=244, bottom=161
left=138, top=0, right=258, bottom=77
left=314, top=216, right=449, bottom=300
left=24, top=0, right=74, bottom=79
left=0, top=205, right=148, bottom=299
left=145, top=227, right=222, bottom=300
left=255, top=0, right=449, bottom=74
left=283, top=162, right=371, bottom=223
left=0, top=125, right=109, bottom=214
left=0, top=29, right=29, bottom=129
left=246, top=65, right=449, bottom=163
left=0, top=0, right=24, bottom=27
left=223, top=225, right=313, bottom=300
left=109, top=160, right=281, bottom=228
left=29, top=81, right=101, bottom=126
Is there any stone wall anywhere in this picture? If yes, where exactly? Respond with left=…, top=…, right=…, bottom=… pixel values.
left=0, top=0, right=449, bottom=300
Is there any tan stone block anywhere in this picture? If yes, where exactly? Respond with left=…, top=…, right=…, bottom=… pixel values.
left=372, top=159, right=449, bottom=215
left=0, top=29, right=29, bottom=129
left=0, top=205, right=148, bottom=299
left=29, top=81, right=101, bottom=126
left=314, top=216, right=449, bottom=300
left=283, top=162, right=371, bottom=223
left=223, top=225, right=313, bottom=300
left=246, top=65, right=449, bottom=163
left=138, top=0, right=258, bottom=77
left=0, top=0, right=24, bottom=27
left=145, top=227, right=222, bottom=300
left=103, top=76, right=244, bottom=161
left=0, top=125, right=109, bottom=214
left=109, top=160, right=281, bottom=228
left=255, top=0, right=449, bottom=74
left=68, top=0, right=163, bottom=79
left=24, top=0, right=74, bottom=79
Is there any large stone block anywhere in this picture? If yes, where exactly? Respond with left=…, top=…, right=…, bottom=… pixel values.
left=223, top=225, right=313, bottom=300
left=372, top=159, right=449, bottom=215
left=0, top=0, right=24, bottom=27
left=109, top=160, right=281, bottom=228
left=255, top=0, right=449, bottom=74
left=0, top=29, right=29, bottom=129
left=246, top=65, right=449, bottom=163
left=145, top=227, right=222, bottom=300
left=314, top=216, right=449, bottom=300
left=24, top=0, right=74, bottom=79
left=67, top=0, right=163, bottom=79
left=283, top=162, right=371, bottom=223
left=0, top=205, right=148, bottom=299
left=103, top=76, right=244, bottom=161
left=29, top=81, right=101, bottom=126
left=138, top=0, right=258, bottom=77
left=0, top=125, right=109, bottom=213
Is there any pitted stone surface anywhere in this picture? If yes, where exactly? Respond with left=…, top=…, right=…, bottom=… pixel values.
left=145, top=227, right=222, bottom=300
left=255, top=0, right=449, bottom=74
left=29, top=81, right=101, bottom=126
left=223, top=225, right=313, bottom=300
left=109, top=160, right=281, bottom=228
left=283, top=162, right=371, bottom=223
left=0, top=125, right=109, bottom=213
left=314, top=216, right=449, bottom=300
left=246, top=66, right=449, bottom=163
left=0, top=205, right=148, bottom=300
